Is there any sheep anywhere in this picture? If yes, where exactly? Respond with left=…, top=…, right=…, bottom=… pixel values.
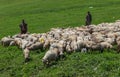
left=56, top=43, right=66, bottom=58
left=76, top=40, right=86, bottom=51
left=27, top=35, right=38, bottom=43
left=105, top=38, right=116, bottom=45
left=99, top=42, right=113, bottom=52
left=116, top=36, right=120, bottom=45
left=100, top=42, right=113, bottom=49
left=20, top=34, right=29, bottom=39
left=85, top=41, right=95, bottom=52
left=50, top=42, right=65, bottom=56
left=90, top=43, right=104, bottom=53
left=70, top=40, right=78, bottom=52
left=20, top=39, right=29, bottom=49
left=9, top=41, right=16, bottom=46
left=26, top=41, right=34, bottom=48
left=27, top=42, right=43, bottom=51
left=42, top=48, right=59, bottom=65
left=14, top=38, right=23, bottom=48
left=1, top=37, right=14, bottom=46
left=43, top=40, right=50, bottom=49
left=66, top=41, right=73, bottom=53
left=12, top=34, right=21, bottom=39
left=106, top=33, right=116, bottom=39
left=53, top=32, right=61, bottom=40
left=23, top=48, right=30, bottom=62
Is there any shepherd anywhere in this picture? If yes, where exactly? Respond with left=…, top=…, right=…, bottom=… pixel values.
left=19, top=19, right=28, bottom=34
left=85, top=11, right=92, bottom=26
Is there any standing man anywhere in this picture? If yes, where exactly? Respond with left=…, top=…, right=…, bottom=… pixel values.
left=85, top=11, right=92, bottom=26
left=19, top=19, right=28, bottom=34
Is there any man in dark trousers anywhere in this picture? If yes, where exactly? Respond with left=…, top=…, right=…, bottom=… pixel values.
left=85, top=11, right=92, bottom=26
left=19, top=19, right=28, bottom=34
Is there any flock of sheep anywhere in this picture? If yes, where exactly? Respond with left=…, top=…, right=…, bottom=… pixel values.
left=1, top=20, right=120, bottom=65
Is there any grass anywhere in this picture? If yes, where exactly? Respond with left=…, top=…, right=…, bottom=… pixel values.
left=0, top=0, right=120, bottom=77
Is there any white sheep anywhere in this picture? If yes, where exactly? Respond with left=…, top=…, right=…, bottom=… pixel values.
left=1, top=37, right=14, bottom=46
left=43, top=40, right=50, bottom=49
left=14, top=38, right=22, bottom=47
left=100, top=42, right=113, bottom=49
left=91, top=43, right=102, bottom=52
left=20, top=39, right=29, bottom=49
left=23, top=48, right=30, bottom=62
left=42, top=48, right=59, bottom=65
left=105, top=38, right=115, bottom=45
left=66, top=41, right=72, bottom=53
left=9, top=41, right=16, bottom=46
left=27, top=42, right=43, bottom=50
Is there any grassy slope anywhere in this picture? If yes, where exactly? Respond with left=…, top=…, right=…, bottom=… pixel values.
left=0, top=0, right=120, bottom=77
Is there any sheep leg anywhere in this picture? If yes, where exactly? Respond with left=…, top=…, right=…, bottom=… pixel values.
left=117, top=45, right=120, bottom=53
left=90, top=48, right=94, bottom=52
left=60, top=55, right=65, bottom=60
left=100, top=47, right=104, bottom=53
left=107, top=48, right=110, bottom=52
left=24, top=57, right=31, bottom=63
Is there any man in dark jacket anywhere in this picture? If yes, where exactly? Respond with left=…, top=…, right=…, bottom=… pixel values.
left=85, top=11, right=92, bottom=26
left=19, top=19, right=28, bottom=34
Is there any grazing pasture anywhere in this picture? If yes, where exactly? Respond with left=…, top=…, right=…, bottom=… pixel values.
left=0, top=0, right=120, bottom=77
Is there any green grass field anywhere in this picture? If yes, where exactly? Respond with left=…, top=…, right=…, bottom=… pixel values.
left=0, top=0, right=120, bottom=77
